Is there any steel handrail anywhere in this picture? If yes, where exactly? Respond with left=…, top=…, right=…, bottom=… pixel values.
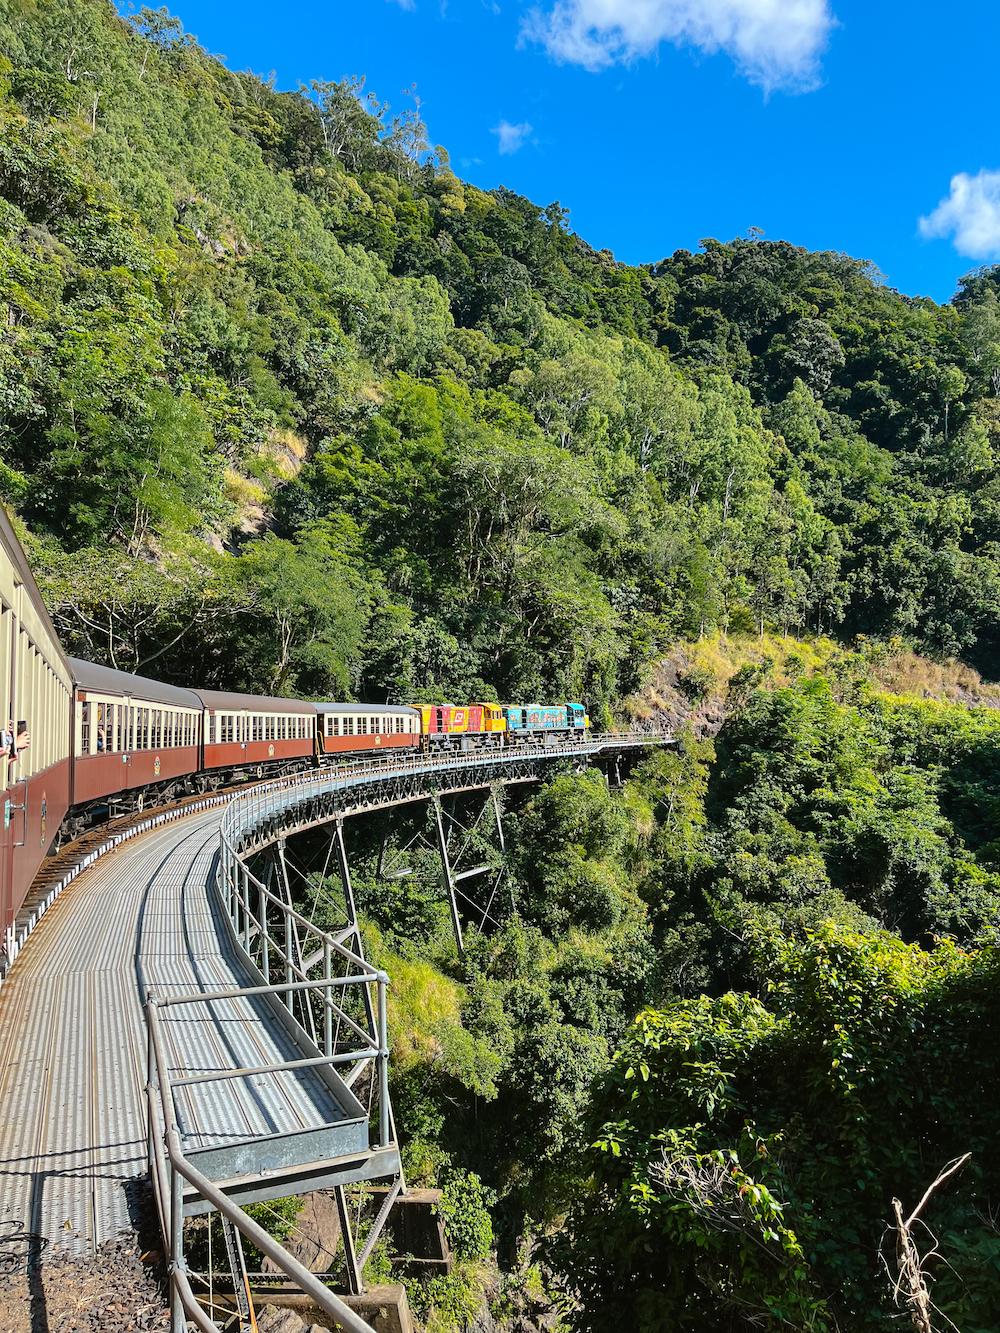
left=217, top=730, right=656, bottom=843
left=146, top=998, right=375, bottom=1333
left=153, top=975, right=382, bottom=1005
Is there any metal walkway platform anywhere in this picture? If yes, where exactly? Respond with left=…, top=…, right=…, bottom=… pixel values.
left=0, top=806, right=354, bottom=1259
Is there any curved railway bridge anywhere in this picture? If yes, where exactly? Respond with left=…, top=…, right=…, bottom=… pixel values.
left=0, top=733, right=665, bottom=1331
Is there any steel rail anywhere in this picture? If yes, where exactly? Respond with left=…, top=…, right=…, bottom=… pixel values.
left=169, top=1051, right=381, bottom=1087
left=146, top=999, right=374, bottom=1333
left=154, top=974, right=380, bottom=1005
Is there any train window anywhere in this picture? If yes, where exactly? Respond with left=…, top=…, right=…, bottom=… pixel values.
left=97, top=701, right=111, bottom=752
left=220, top=715, right=232, bottom=744
left=264, top=715, right=273, bottom=740
left=80, top=701, right=90, bottom=755
left=358, top=716, right=366, bottom=735
left=208, top=714, right=216, bottom=745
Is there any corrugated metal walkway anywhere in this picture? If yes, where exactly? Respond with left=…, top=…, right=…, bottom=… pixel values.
left=0, top=807, right=343, bottom=1260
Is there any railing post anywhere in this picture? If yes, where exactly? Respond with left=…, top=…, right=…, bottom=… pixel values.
left=259, top=879, right=269, bottom=984
left=378, top=975, right=389, bottom=1148
left=323, top=938, right=332, bottom=1057
left=241, top=861, right=251, bottom=951
left=284, top=907, right=293, bottom=1013
left=170, top=1157, right=184, bottom=1332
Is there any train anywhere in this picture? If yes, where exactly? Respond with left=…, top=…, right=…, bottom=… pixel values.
left=0, top=507, right=590, bottom=953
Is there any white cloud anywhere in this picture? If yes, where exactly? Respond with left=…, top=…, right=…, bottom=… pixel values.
left=919, top=170, right=1000, bottom=259
left=521, top=0, right=834, bottom=92
left=492, top=119, right=534, bottom=154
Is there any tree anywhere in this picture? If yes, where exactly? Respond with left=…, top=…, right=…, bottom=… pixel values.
left=553, top=927, right=1000, bottom=1333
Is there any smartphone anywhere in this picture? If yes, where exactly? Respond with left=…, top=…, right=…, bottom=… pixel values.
left=16, top=721, right=26, bottom=735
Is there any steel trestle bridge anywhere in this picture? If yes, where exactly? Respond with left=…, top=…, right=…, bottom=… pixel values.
left=0, top=733, right=665, bottom=1329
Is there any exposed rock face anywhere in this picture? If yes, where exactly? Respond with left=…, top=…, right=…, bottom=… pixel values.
left=625, top=647, right=731, bottom=740
left=260, top=1192, right=342, bottom=1275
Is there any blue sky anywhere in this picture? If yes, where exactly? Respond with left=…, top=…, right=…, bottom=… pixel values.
left=167, top=0, right=1000, bottom=304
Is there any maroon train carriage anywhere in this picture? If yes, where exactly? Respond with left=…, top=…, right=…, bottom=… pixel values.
left=190, top=689, right=317, bottom=779
left=0, top=509, right=74, bottom=951
left=69, top=658, right=204, bottom=816
left=314, top=702, right=421, bottom=758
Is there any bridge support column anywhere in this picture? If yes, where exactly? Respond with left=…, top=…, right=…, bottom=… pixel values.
left=432, top=796, right=465, bottom=959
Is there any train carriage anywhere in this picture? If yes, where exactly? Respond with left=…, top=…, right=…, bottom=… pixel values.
left=413, top=703, right=505, bottom=751
left=503, top=701, right=589, bottom=744
left=190, top=690, right=317, bottom=777
left=69, top=658, right=203, bottom=808
left=0, top=509, right=74, bottom=950
left=315, top=702, right=420, bottom=757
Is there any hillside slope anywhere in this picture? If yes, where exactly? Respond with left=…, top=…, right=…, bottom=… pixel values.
left=2, top=0, right=1000, bottom=710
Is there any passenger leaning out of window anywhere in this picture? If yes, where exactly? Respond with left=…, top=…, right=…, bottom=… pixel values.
left=3, top=718, right=30, bottom=775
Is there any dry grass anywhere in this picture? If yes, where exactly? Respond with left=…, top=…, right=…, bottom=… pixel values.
left=870, top=650, right=987, bottom=701
left=256, top=429, right=308, bottom=482
left=223, top=467, right=267, bottom=510
left=623, top=632, right=1000, bottom=730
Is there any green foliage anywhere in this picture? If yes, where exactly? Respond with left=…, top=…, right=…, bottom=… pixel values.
left=3, top=0, right=1000, bottom=699
left=437, top=1169, right=496, bottom=1261
left=408, top=1261, right=484, bottom=1333
left=554, top=927, right=1000, bottom=1331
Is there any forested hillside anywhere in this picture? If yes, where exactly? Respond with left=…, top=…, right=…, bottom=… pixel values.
left=5, top=3, right=1000, bottom=1331
left=3, top=0, right=1000, bottom=711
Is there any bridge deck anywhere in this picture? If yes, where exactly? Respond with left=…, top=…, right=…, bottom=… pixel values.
left=0, top=807, right=344, bottom=1260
